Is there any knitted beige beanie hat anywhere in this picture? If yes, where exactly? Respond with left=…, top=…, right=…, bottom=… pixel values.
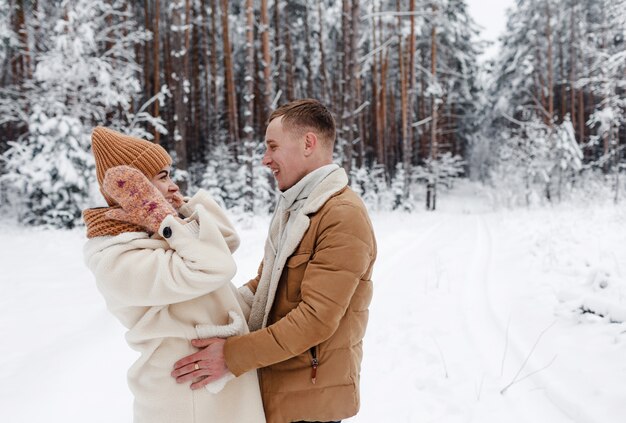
left=91, top=126, right=172, bottom=206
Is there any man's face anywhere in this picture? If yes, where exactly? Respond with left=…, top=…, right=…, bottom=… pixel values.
left=262, top=117, right=309, bottom=191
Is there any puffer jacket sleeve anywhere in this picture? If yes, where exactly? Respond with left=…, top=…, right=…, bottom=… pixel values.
left=86, top=205, right=236, bottom=308
left=223, top=201, right=375, bottom=375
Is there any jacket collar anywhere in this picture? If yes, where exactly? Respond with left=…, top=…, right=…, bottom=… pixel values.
left=300, top=166, right=349, bottom=215
left=272, top=166, right=348, bottom=265
left=248, top=165, right=349, bottom=331
left=279, top=164, right=339, bottom=212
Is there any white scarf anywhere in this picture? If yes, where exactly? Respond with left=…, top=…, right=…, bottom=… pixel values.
left=248, top=164, right=347, bottom=331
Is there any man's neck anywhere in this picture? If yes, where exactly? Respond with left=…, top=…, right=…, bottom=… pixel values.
left=280, top=163, right=338, bottom=210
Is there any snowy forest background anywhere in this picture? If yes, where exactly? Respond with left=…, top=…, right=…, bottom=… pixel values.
left=0, top=0, right=624, bottom=227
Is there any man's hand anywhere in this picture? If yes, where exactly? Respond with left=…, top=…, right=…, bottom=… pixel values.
left=171, top=338, right=229, bottom=390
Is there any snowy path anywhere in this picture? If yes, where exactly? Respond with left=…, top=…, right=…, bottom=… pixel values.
left=459, top=215, right=572, bottom=422
left=1, top=183, right=625, bottom=422
left=359, top=208, right=567, bottom=422
left=356, top=186, right=626, bottom=423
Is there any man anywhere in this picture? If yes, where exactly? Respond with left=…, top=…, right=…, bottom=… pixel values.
left=172, top=99, right=377, bottom=423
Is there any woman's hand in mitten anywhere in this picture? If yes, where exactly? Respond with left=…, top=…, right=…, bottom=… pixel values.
left=103, top=165, right=177, bottom=234
left=171, top=192, right=185, bottom=209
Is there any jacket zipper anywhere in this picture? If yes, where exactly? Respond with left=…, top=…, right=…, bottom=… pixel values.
left=310, top=346, right=319, bottom=384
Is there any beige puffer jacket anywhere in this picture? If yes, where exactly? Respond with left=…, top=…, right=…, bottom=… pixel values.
left=224, top=168, right=376, bottom=423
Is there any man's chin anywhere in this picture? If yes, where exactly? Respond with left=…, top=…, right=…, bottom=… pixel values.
left=278, top=181, right=295, bottom=191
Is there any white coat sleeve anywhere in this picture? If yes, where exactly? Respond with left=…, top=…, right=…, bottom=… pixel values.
left=87, top=205, right=236, bottom=307
left=178, top=189, right=240, bottom=253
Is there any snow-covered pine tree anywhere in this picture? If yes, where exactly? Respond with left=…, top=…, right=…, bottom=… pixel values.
left=339, top=0, right=481, bottom=207
left=476, top=0, right=625, bottom=204
left=413, top=151, right=465, bottom=205
left=253, top=170, right=275, bottom=216
left=478, top=0, right=565, bottom=204
left=489, top=119, right=552, bottom=207
left=0, top=1, right=10, bottom=83
left=390, top=162, right=414, bottom=211
left=0, top=110, right=93, bottom=226
left=550, top=119, right=583, bottom=201
left=350, top=162, right=389, bottom=211
left=197, top=141, right=274, bottom=215
left=238, top=138, right=274, bottom=216
left=580, top=0, right=626, bottom=202
left=427, top=0, right=482, bottom=161
left=0, top=0, right=148, bottom=227
left=198, top=143, right=238, bottom=209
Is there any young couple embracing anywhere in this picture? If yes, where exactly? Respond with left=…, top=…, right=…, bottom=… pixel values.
left=83, top=99, right=377, bottom=423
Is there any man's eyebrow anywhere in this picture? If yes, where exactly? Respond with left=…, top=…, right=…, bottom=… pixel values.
left=157, top=170, right=169, bottom=176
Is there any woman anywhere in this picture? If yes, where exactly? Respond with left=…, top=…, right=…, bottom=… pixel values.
left=82, top=127, right=264, bottom=423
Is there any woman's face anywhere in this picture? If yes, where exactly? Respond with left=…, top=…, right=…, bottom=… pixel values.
left=150, top=166, right=180, bottom=206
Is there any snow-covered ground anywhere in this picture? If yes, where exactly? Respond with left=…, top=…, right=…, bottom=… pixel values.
left=1, top=181, right=625, bottom=422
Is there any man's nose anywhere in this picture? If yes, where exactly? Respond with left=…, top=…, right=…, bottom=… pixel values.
left=262, top=152, right=271, bottom=166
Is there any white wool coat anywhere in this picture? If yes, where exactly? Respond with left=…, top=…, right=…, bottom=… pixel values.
left=84, top=190, right=265, bottom=423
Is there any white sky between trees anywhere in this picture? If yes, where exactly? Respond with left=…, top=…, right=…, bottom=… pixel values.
left=466, top=0, right=515, bottom=61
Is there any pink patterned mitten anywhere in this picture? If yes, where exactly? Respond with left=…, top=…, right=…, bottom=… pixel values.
left=103, top=165, right=177, bottom=234
left=171, top=192, right=185, bottom=209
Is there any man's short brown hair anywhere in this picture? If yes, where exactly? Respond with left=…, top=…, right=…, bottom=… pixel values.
left=269, top=99, right=336, bottom=149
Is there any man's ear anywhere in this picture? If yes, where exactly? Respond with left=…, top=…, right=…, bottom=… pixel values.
left=303, top=132, right=318, bottom=156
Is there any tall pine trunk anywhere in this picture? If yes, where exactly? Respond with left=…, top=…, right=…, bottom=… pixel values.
left=546, top=1, right=554, bottom=124
left=569, top=0, right=578, bottom=142
left=317, top=1, right=329, bottom=104
left=304, top=4, right=313, bottom=97
left=405, top=0, right=417, bottom=200
left=352, top=0, right=364, bottom=169
left=209, top=0, right=220, bottom=138
left=153, top=0, right=162, bottom=144
left=12, top=0, right=31, bottom=83
left=397, top=0, right=409, bottom=200
left=284, top=23, right=296, bottom=100
left=190, top=4, right=203, bottom=161
left=199, top=0, right=212, bottom=148
left=220, top=0, right=239, bottom=152
left=171, top=0, right=189, bottom=191
left=427, top=3, right=438, bottom=211
left=340, top=0, right=354, bottom=176
left=260, top=0, right=273, bottom=113
left=244, top=0, right=255, bottom=212
left=381, top=49, right=389, bottom=174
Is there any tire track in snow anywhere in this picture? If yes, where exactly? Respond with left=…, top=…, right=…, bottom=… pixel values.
left=359, top=215, right=461, bottom=423
left=480, top=217, right=605, bottom=423
left=463, top=214, right=575, bottom=423
left=462, top=215, right=506, bottom=360
left=367, top=210, right=579, bottom=422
